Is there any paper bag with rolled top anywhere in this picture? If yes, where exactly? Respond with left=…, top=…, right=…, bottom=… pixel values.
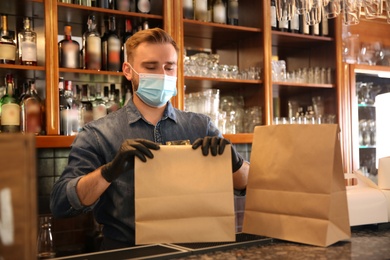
left=243, top=124, right=351, bottom=247
left=134, top=145, right=236, bottom=245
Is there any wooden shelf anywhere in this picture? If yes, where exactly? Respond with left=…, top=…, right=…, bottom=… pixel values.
left=36, top=135, right=75, bottom=148
left=224, top=133, right=253, bottom=144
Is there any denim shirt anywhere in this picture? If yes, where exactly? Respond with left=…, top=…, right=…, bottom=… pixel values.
left=50, top=99, right=222, bottom=246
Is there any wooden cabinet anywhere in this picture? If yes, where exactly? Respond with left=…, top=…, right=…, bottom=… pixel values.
left=1, top=0, right=344, bottom=149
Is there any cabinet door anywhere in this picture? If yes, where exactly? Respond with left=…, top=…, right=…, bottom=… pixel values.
left=349, top=64, right=390, bottom=182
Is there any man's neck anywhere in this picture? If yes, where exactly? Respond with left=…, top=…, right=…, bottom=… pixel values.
left=133, top=95, right=166, bottom=126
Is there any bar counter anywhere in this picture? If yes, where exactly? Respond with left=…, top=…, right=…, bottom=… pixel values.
left=174, top=224, right=390, bottom=260
left=54, top=224, right=390, bottom=260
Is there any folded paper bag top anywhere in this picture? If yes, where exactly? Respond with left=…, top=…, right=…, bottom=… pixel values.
left=134, top=145, right=236, bottom=245
left=242, top=124, right=351, bottom=247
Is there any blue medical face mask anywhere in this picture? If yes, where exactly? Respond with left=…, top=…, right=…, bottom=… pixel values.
left=131, top=66, right=177, bottom=107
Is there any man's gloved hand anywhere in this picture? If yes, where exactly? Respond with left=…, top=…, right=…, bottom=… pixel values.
left=101, top=139, right=160, bottom=183
left=192, top=136, right=244, bottom=172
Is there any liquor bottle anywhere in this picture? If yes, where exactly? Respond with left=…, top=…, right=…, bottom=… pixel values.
left=0, top=74, right=20, bottom=133
left=117, top=0, right=130, bottom=11
left=83, top=15, right=101, bottom=70
left=92, top=84, right=107, bottom=120
left=136, top=0, right=151, bottom=13
left=123, top=85, right=132, bottom=106
left=0, top=15, right=16, bottom=64
left=278, top=19, right=288, bottom=32
left=289, top=12, right=299, bottom=33
left=106, top=84, right=120, bottom=114
left=183, top=0, right=194, bottom=19
left=300, top=14, right=309, bottom=35
left=102, top=16, right=121, bottom=72
left=103, top=86, right=110, bottom=103
left=271, top=0, right=277, bottom=31
left=310, top=23, right=319, bottom=36
left=18, top=17, right=37, bottom=66
left=227, top=0, right=239, bottom=25
left=194, top=0, right=208, bottom=21
left=80, top=84, right=93, bottom=127
left=58, top=26, right=80, bottom=68
left=59, top=77, right=70, bottom=135
left=320, top=11, right=329, bottom=36
left=213, top=0, right=226, bottom=24
left=20, top=80, right=44, bottom=135
left=122, top=19, right=133, bottom=64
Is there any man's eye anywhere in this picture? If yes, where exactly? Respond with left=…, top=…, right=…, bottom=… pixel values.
left=164, top=65, right=177, bottom=71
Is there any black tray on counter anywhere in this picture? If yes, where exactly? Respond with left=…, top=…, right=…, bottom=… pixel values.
left=52, top=233, right=272, bottom=260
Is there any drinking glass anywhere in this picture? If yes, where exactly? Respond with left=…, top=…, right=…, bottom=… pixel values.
left=323, top=0, right=341, bottom=19
left=342, top=33, right=360, bottom=64
left=305, top=0, right=322, bottom=25
left=363, top=0, right=383, bottom=19
left=276, top=0, right=296, bottom=21
left=295, top=0, right=313, bottom=14
left=358, top=41, right=384, bottom=65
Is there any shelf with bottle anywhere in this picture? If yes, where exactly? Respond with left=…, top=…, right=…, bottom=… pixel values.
left=57, top=1, right=163, bottom=25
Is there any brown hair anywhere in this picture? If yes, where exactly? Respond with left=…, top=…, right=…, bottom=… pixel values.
left=125, top=28, right=179, bottom=63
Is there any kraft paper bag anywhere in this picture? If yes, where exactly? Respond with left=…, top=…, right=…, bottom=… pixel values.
left=134, top=145, right=235, bottom=245
left=378, top=156, right=390, bottom=190
left=243, top=124, right=351, bottom=247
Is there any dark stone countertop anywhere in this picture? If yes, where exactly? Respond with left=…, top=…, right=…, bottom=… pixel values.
left=173, top=224, right=390, bottom=260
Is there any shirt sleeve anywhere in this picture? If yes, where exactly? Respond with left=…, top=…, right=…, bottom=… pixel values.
left=50, top=128, right=103, bottom=218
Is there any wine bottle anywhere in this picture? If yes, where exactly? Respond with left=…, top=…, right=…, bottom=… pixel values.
left=80, top=84, right=93, bottom=127
left=106, top=84, right=121, bottom=114
left=58, top=26, right=80, bottom=68
left=0, top=74, right=20, bottom=133
left=102, top=16, right=121, bottom=72
left=271, top=0, right=277, bottom=31
left=83, top=15, right=101, bottom=70
left=0, top=15, right=16, bottom=64
left=213, top=0, right=227, bottom=24
left=92, top=84, right=107, bottom=120
left=136, top=0, right=151, bottom=14
left=227, top=0, right=239, bottom=25
left=289, top=12, right=299, bottom=33
left=278, top=19, right=288, bottom=32
left=320, top=11, right=329, bottom=36
left=122, top=19, right=133, bottom=64
left=183, top=0, right=194, bottom=19
left=117, top=0, right=130, bottom=11
left=20, top=80, right=44, bottom=135
left=18, top=17, right=37, bottom=66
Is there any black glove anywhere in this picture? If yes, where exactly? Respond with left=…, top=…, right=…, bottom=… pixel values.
left=192, top=136, right=244, bottom=172
left=101, top=139, right=160, bottom=182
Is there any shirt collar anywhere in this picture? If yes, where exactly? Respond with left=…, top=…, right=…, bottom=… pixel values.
left=126, top=98, right=177, bottom=124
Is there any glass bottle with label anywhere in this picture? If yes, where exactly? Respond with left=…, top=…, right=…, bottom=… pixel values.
left=213, top=0, right=227, bottom=24
left=183, top=0, right=194, bottom=19
left=227, top=0, right=239, bottom=25
left=194, top=0, right=208, bottom=21
left=92, top=84, right=107, bottom=120
left=58, top=26, right=80, bottom=68
left=106, top=84, right=121, bottom=114
left=20, top=80, right=43, bottom=135
left=117, top=0, right=130, bottom=11
left=271, top=0, right=277, bottom=31
left=289, top=12, right=300, bottom=33
left=137, top=0, right=151, bottom=13
left=80, top=84, right=93, bottom=127
left=18, top=17, right=37, bottom=66
left=0, top=15, right=16, bottom=64
left=83, top=15, right=101, bottom=70
left=122, top=19, right=133, bottom=64
left=102, top=16, right=121, bottom=72
left=0, top=74, right=20, bottom=133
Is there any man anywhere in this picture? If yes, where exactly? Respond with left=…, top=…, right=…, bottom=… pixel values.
left=50, top=28, right=249, bottom=250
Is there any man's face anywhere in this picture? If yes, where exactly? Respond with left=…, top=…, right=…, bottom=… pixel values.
left=124, top=42, right=178, bottom=91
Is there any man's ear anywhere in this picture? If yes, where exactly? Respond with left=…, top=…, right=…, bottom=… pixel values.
left=122, top=62, right=132, bottom=81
